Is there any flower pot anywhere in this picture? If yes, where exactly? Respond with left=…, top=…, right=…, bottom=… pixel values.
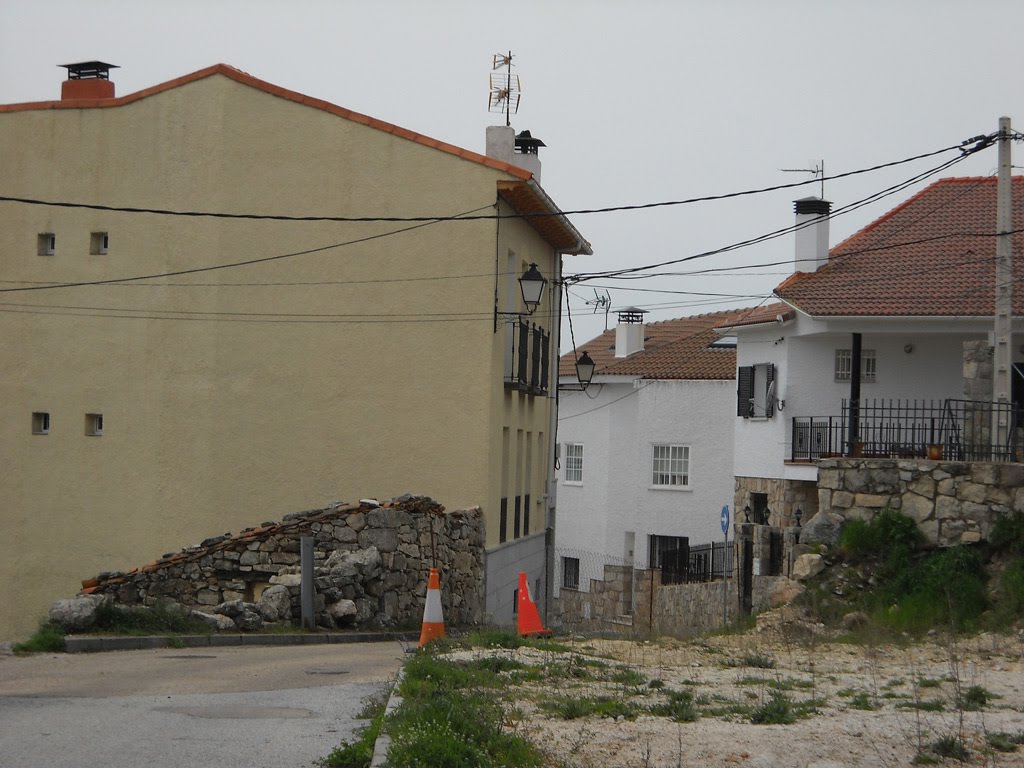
left=927, top=444, right=943, bottom=461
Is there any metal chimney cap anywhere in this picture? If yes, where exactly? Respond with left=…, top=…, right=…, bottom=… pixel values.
left=616, top=307, right=647, bottom=324
left=794, top=198, right=832, bottom=215
left=59, top=61, right=119, bottom=80
left=515, top=130, right=546, bottom=155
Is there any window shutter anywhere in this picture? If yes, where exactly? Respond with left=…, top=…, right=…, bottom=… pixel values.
left=737, top=366, right=754, bottom=417
left=765, top=364, right=776, bottom=417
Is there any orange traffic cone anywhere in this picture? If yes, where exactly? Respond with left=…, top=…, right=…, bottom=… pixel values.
left=418, top=567, right=445, bottom=647
left=517, top=572, right=552, bottom=637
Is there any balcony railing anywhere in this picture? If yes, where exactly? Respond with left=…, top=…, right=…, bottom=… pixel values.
left=792, top=398, right=1020, bottom=462
left=503, top=319, right=550, bottom=395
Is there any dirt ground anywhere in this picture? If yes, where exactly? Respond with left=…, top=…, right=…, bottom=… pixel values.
left=450, top=609, right=1024, bottom=767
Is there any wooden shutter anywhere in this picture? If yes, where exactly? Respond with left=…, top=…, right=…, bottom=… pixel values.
left=765, top=364, right=776, bottom=417
left=737, top=366, right=754, bottom=417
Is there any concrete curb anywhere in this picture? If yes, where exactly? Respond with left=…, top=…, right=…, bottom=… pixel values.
left=64, top=631, right=417, bottom=653
left=370, top=665, right=406, bottom=767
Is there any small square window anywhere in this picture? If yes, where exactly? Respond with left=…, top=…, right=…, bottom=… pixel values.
left=38, top=233, right=55, bottom=256
left=835, top=349, right=876, bottom=382
left=85, top=413, right=104, bottom=436
left=90, top=232, right=109, bottom=255
left=652, top=444, right=690, bottom=488
left=32, top=412, right=50, bottom=435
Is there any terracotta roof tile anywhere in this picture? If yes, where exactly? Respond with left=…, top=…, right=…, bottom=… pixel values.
left=559, top=305, right=788, bottom=380
left=777, top=177, right=1024, bottom=317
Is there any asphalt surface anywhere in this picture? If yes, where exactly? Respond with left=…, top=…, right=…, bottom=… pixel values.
left=0, top=641, right=406, bottom=768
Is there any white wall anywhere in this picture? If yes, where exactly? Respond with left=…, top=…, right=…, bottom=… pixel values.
left=556, top=377, right=735, bottom=589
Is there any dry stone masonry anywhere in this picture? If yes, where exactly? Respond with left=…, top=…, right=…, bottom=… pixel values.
left=816, top=458, right=1024, bottom=546
left=72, top=495, right=484, bottom=632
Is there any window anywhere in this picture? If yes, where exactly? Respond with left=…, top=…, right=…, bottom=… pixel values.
left=37, top=233, right=55, bottom=256
left=90, top=232, right=109, bottom=255
left=648, top=535, right=687, bottom=569
left=835, top=349, right=876, bottom=382
left=737, top=363, right=776, bottom=418
left=564, top=443, right=584, bottom=484
left=32, top=412, right=50, bottom=435
left=652, top=444, right=690, bottom=488
left=85, top=413, right=104, bottom=436
left=562, top=556, right=580, bottom=590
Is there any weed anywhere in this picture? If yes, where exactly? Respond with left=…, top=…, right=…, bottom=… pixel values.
left=741, top=652, right=776, bottom=669
left=12, top=622, right=66, bottom=654
left=750, top=692, right=796, bottom=725
left=958, top=684, right=993, bottom=711
left=847, top=692, right=878, bottom=711
left=986, top=731, right=1024, bottom=752
left=541, top=695, right=639, bottom=721
left=916, top=677, right=941, bottom=688
left=931, top=735, right=969, bottom=761
left=649, top=691, right=698, bottom=723
left=990, top=510, right=1024, bottom=554
left=840, top=509, right=922, bottom=565
left=93, top=602, right=211, bottom=635
left=320, top=690, right=387, bottom=768
left=647, top=678, right=665, bottom=690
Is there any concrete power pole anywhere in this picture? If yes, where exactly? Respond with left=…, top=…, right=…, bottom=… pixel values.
left=994, top=116, right=1013, bottom=457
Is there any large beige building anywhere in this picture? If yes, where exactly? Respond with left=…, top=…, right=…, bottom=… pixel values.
left=0, top=62, right=590, bottom=639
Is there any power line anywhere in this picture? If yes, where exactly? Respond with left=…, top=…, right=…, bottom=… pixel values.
left=0, top=136, right=991, bottom=225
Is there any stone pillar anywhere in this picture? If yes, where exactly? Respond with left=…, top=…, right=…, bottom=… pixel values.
left=963, top=341, right=995, bottom=459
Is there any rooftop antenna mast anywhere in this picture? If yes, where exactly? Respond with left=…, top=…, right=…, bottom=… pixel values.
left=586, top=290, right=613, bottom=331
left=781, top=159, right=826, bottom=198
left=489, top=51, right=520, bottom=127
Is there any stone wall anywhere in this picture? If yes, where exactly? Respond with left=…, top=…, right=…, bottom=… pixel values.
left=81, top=495, right=485, bottom=630
left=734, top=476, right=818, bottom=527
left=555, top=564, right=635, bottom=633
left=817, top=458, right=1024, bottom=546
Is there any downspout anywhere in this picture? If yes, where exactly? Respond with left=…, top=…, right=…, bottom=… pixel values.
left=848, top=333, right=862, bottom=454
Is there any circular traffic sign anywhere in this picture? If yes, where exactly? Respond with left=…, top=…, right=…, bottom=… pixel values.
left=720, top=504, right=730, bottom=534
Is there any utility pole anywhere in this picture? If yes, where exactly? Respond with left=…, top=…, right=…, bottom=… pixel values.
left=994, top=116, right=1013, bottom=457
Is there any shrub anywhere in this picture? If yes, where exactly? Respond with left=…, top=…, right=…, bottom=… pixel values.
left=840, top=509, right=921, bottom=569
left=990, top=511, right=1024, bottom=554
left=959, top=685, right=993, bottom=711
left=987, top=731, right=1024, bottom=753
left=931, top=735, right=969, bottom=761
left=750, top=692, right=796, bottom=725
left=93, top=602, right=211, bottom=635
left=650, top=690, right=698, bottom=722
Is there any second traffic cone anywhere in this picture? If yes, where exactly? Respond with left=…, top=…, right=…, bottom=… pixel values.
left=516, top=571, right=552, bottom=637
left=418, top=567, right=445, bottom=647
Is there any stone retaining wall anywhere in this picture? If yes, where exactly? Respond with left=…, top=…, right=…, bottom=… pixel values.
left=80, top=495, right=484, bottom=630
left=817, top=458, right=1024, bottom=546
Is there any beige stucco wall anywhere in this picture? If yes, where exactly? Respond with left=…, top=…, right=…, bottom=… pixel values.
left=0, top=73, right=563, bottom=639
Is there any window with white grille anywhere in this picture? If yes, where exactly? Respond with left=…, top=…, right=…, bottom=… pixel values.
left=564, top=443, right=584, bottom=484
left=835, top=349, right=876, bottom=382
left=652, top=444, right=690, bottom=488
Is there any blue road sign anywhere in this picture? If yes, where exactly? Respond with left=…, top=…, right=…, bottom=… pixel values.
left=720, top=505, right=730, bottom=534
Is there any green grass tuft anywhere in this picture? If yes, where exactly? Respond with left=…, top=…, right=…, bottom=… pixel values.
left=12, top=623, right=66, bottom=654
left=750, top=692, right=796, bottom=725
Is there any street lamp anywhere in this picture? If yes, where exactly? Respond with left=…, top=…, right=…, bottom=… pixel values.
left=575, top=351, right=596, bottom=387
left=519, top=263, right=547, bottom=314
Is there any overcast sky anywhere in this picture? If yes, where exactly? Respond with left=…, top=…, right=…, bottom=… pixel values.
left=1, top=1, right=1019, bottom=348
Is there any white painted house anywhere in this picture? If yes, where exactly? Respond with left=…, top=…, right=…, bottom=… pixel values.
left=554, top=308, right=753, bottom=596
left=730, top=177, right=1024, bottom=524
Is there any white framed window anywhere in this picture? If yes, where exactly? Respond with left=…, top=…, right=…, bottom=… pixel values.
left=85, top=413, right=104, bottom=436
left=562, top=556, right=580, bottom=590
left=835, top=349, right=876, bottom=382
left=652, top=444, right=690, bottom=488
left=90, top=232, right=109, bottom=255
left=32, top=412, right=50, bottom=435
left=37, top=233, right=55, bottom=256
left=564, top=443, right=584, bottom=484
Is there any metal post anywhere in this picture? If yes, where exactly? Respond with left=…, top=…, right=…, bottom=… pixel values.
left=300, top=536, right=315, bottom=630
left=994, top=116, right=1014, bottom=455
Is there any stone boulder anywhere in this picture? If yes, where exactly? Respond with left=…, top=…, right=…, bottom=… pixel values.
left=327, top=599, right=357, bottom=626
left=48, top=595, right=107, bottom=631
left=258, top=585, right=292, bottom=623
left=769, top=578, right=805, bottom=608
left=324, top=546, right=381, bottom=577
left=792, top=554, right=826, bottom=581
left=841, top=610, right=870, bottom=630
left=190, top=609, right=236, bottom=631
left=800, top=511, right=845, bottom=547
left=214, top=599, right=265, bottom=632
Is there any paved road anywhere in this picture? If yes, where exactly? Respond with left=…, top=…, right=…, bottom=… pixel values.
left=0, top=642, right=406, bottom=768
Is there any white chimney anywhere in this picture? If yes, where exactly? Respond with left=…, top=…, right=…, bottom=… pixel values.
left=794, top=197, right=831, bottom=272
left=485, top=126, right=543, bottom=181
left=615, top=308, right=647, bottom=358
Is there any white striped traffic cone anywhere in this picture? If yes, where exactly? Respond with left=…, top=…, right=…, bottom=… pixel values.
left=418, top=567, right=445, bottom=647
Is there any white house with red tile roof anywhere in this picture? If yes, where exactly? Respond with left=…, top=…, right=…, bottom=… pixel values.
left=553, top=307, right=761, bottom=601
left=729, top=178, right=1024, bottom=526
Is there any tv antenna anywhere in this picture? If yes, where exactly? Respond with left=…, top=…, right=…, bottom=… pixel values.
left=489, top=51, right=520, bottom=127
left=781, top=159, right=826, bottom=198
left=586, top=289, right=612, bottom=331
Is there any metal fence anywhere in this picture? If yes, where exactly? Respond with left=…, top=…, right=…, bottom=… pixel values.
left=792, top=398, right=1019, bottom=462
left=661, top=541, right=732, bottom=585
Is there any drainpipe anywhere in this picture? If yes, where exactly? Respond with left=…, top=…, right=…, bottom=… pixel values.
left=848, top=333, right=862, bottom=453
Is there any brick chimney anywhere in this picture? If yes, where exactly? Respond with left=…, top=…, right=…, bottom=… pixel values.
left=794, top=197, right=831, bottom=272
left=60, top=61, right=118, bottom=100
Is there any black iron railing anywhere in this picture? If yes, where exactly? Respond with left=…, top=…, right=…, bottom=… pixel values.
left=662, top=541, right=732, bottom=585
left=792, top=398, right=1019, bottom=462
left=503, top=319, right=550, bottom=395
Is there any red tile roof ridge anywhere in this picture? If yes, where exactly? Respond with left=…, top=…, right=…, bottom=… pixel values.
left=0, top=63, right=533, bottom=182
